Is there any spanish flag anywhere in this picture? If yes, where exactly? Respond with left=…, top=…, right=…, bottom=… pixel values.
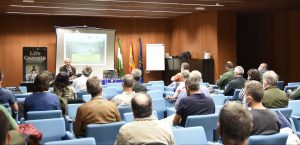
left=129, top=37, right=135, bottom=73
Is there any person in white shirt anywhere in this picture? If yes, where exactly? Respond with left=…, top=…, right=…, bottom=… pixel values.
left=72, top=66, right=92, bottom=92
left=112, top=74, right=135, bottom=106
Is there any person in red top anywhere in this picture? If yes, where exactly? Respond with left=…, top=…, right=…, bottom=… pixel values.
left=171, top=62, right=189, bottom=82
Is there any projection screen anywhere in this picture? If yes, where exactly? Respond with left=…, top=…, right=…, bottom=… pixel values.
left=55, top=27, right=116, bottom=78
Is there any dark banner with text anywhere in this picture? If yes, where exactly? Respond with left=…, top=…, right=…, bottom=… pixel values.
left=23, top=47, right=47, bottom=81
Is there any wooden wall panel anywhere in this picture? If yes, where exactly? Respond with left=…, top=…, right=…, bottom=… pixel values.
left=0, top=15, right=171, bottom=86
left=217, top=12, right=237, bottom=79
left=170, top=12, right=237, bottom=82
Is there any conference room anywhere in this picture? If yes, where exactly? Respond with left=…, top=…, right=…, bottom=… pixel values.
left=1, top=0, right=300, bottom=145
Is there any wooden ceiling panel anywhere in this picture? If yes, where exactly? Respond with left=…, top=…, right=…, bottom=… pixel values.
left=1, top=0, right=300, bottom=18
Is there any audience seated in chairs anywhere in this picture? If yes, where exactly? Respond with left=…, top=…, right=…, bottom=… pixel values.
left=173, top=77, right=215, bottom=127
left=219, top=102, right=253, bottom=145
left=166, top=70, right=190, bottom=102
left=131, top=69, right=147, bottom=93
left=73, top=76, right=121, bottom=137
left=72, top=66, right=93, bottom=92
left=223, top=66, right=246, bottom=96
left=52, top=72, right=76, bottom=115
left=0, top=69, right=18, bottom=114
left=262, top=71, right=289, bottom=108
left=287, top=86, right=300, bottom=100
left=111, top=74, right=135, bottom=106
left=244, top=80, right=280, bottom=135
left=115, top=93, right=175, bottom=145
left=174, top=70, right=210, bottom=110
left=24, top=72, right=60, bottom=119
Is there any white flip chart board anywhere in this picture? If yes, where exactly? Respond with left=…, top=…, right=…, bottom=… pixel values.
left=146, top=44, right=165, bottom=71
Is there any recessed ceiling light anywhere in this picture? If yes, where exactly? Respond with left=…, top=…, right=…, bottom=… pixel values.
left=23, top=0, right=34, bottom=2
left=195, top=7, right=205, bottom=10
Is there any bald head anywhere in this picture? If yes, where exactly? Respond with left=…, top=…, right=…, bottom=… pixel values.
left=225, top=61, right=234, bottom=70
left=131, top=93, right=152, bottom=118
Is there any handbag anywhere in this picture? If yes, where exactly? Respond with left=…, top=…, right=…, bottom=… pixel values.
left=19, top=124, right=42, bottom=145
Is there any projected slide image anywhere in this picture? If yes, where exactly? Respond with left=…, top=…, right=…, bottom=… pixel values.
left=64, top=33, right=107, bottom=65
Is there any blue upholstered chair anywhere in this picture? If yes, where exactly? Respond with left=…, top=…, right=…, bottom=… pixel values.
left=26, top=110, right=62, bottom=120
left=102, top=87, right=118, bottom=100
left=25, top=118, right=74, bottom=143
left=284, top=85, right=298, bottom=93
left=215, top=105, right=223, bottom=115
left=287, top=82, right=300, bottom=86
left=288, top=100, right=300, bottom=116
left=45, top=137, right=96, bottom=145
left=211, top=94, right=226, bottom=105
left=270, top=108, right=293, bottom=118
left=82, top=94, right=92, bottom=102
left=123, top=111, right=158, bottom=123
left=152, top=98, right=167, bottom=119
left=173, top=126, right=208, bottom=145
left=75, top=90, right=89, bottom=100
left=229, top=89, right=242, bottom=101
left=185, top=114, right=219, bottom=142
left=248, top=133, right=288, bottom=145
left=147, top=90, right=164, bottom=99
left=167, top=107, right=176, bottom=116
left=107, top=82, right=123, bottom=94
left=118, top=105, right=132, bottom=120
left=85, top=121, right=126, bottom=145
left=67, top=103, right=83, bottom=119
left=148, top=80, right=165, bottom=86
left=147, top=85, right=165, bottom=94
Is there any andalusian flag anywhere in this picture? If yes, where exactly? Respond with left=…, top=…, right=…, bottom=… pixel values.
left=117, top=38, right=124, bottom=77
left=129, top=37, right=136, bottom=73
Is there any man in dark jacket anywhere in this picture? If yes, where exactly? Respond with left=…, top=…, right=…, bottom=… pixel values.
left=224, top=66, right=246, bottom=96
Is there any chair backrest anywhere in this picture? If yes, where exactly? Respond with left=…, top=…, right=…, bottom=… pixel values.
left=248, top=133, right=288, bottom=145
left=82, top=94, right=92, bottom=103
left=211, top=94, right=226, bottom=105
left=102, top=87, right=118, bottom=100
left=284, top=85, right=298, bottom=93
left=123, top=111, right=158, bottom=123
left=185, top=114, right=219, bottom=142
left=277, top=81, right=285, bottom=90
left=25, top=118, right=66, bottom=143
left=148, top=80, right=165, bottom=86
left=147, top=85, right=165, bottom=94
left=86, top=121, right=126, bottom=145
left=270, top=108, right=293, bottom=118
left=76, top=90, right=89, bottom=100
left=288, top=100, right=300, bottom=116
left=118, top=105, right=132, bottom=120
left=173, top=126, right=208, bottom=145
left=19, top=86, right=28, bottom=93
left=287, top=82, right=300, bottom=86
left=231, top=89, right=242, bottom=101
left=67, top=103, right=83, bottom=119
left=26, top=110, right=62, bottom=120
left=45, top=137, right=96, bottom=145
left=147, top=90, right=164, bottom=99
left=107, top=83, right=123, bottom=94
left=215, top=105, right=223, bottom=115
left=152, top=98, right=167, bottom=119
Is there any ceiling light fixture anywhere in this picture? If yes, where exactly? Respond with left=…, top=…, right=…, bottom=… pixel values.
left=195, top=7, right=205, bottom=10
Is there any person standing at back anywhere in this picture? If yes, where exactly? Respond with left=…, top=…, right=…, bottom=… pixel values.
left=24, top=72, right=60, bottom=119
left=217, top=61, right=235, bottom=90
left=73, top=76, right=121, bottom=137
